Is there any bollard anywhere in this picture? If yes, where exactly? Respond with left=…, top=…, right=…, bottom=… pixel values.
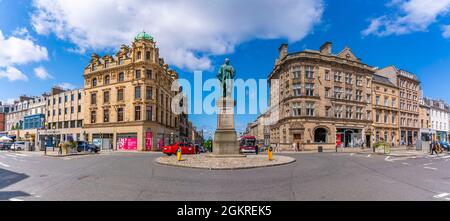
left=177, top=147, right=182, bottom=161
left=268, top=146, right=273, bottom=161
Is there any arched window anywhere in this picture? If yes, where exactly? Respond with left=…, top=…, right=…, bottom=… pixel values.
left=92, top=78, right=97, bottom=87
left=137, top=51, right=142, bottom=60
left=314, top=128, right=328, bottom=143
left=118, top=72, right=124, bottom=82
left=104, top=75, right=110, bottom=85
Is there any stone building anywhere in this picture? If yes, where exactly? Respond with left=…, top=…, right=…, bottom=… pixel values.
left=371, top=74, right=400, bottom=146
left=6, top=95, right=49, bottom=148
left=0, top=101, right=12, bottom=132
left=419, top=98, right=432, bottom=141
left=82, top=32, right=181, bottom=151
left=38, top=87, right=85, bottom=148
left=376, top=66, right=421, bottom=146
left=422, top=97, right=449, bottom=142
left=267, top=42, right=374, bottom=151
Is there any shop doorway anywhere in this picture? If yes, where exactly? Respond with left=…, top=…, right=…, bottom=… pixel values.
left=366, top=135, right=371, bottom=148
left=293, top=133, right=302, bottom=151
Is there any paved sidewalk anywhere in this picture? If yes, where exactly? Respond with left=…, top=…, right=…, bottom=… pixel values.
left=272, top=146, right=449, bottom=158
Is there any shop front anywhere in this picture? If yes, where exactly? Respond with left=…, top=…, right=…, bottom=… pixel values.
left=336, top=128, right=363, bottom=148
left=436, top=131, right=448, bottom=142
left=93, top=134, right=114, bottom=150
left=117, top=133, right=138, bottom=151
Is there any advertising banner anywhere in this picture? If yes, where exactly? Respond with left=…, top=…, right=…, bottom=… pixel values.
left=118, top=138, right=137, bottom=150
left=146, top=132, right=153, bottom=151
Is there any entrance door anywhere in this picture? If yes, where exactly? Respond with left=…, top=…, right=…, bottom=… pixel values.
left=293, top=134, right=302, bottom=151
left=366, top=135, right=371, bottom=148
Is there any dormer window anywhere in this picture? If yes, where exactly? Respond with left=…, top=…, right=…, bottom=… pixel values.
left=146, top=51, right=151, bottom=60
left=137, top=51, right=142, bottom=60
left=104, top=60, right=109, bottom=68
left=118, top=58, right=123, bottom=65
left=91, top=65, right=96, bottom=71
left=92, top=78, right=97, bottom=87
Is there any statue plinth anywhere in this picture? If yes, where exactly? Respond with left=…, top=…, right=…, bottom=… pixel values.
left=209, top=97, right=244, bottom=158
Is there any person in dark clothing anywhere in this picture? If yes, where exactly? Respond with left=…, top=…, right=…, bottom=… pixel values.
left=430, top=140, right=439, bottom=155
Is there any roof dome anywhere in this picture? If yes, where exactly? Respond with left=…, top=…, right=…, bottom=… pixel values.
left=135, top=31, right=153, bottom=41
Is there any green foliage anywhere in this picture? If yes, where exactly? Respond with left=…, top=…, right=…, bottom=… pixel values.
left=63, top=141, right=76, bottom=149
left=374, top=141, right=391, bottom=149
left=203, top=139, right=213, bottom=151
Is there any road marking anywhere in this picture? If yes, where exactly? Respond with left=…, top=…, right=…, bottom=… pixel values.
left=9, top=198, right=24, bottom=201
left=350, top=153, right=355, bottom=156
left=5, top=154, right=17, bottom=157
left=424, top=163, right=434, bottom=166
left=424, top=167, right=437, bottom=171
left=402, top=162, right=410, bottom=165
left=434, top=193, right=449, bottom=199
left=0, top=161, right=10, bottom=167
left=12, top=153, right=28, bottom=157
left=367, top=154, right=372, bottom=158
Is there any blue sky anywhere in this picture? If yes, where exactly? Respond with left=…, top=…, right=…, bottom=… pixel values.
left=1, top=0, right=450, bottom=136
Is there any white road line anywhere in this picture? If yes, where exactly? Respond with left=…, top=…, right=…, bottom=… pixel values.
left=402, top=162, right=410, bottom=165
left=433, top=193, right=449, bottom=199
left=0, top=161, right=10, bottom=167
left=12, top=153, right=28, bottom=157
left=367, top=154, right=372, bottom=158
left=424, top=163, right=434, bottom=166
left=9, top=198, right=24, bottom=201
left=5, top=154, right=17, bottom=157
left=424, top=167, right=437, bottom=171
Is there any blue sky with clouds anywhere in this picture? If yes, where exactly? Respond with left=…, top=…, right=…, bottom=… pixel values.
left=1, top=0, right=450, bottom=136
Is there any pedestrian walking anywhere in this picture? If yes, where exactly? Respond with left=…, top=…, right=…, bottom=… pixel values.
left=292, top=143, right=297, bottom=152
left=430, top=140, right=439, bottom=156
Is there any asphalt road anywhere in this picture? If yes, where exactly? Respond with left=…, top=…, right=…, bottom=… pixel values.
left=0, top=150, right=449, bottom=201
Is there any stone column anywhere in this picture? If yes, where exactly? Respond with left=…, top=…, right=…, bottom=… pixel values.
left=210, top=97, right=244, bottom=157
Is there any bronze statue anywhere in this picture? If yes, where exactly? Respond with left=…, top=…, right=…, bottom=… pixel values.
left=217, top=58, right=235, bottom=98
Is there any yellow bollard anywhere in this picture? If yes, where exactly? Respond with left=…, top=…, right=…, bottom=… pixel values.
left=268, top=146, right=273, bottom=161
left=177, top=147, right=182, bottom=161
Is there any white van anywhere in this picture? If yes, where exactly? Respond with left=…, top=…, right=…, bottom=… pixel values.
left=10, top=141, right=29, bottom=151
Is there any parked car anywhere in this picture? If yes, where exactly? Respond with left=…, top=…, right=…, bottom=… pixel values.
left=76, top=141, right=100, bottom=153
left=0, top=142, right=13, bottom=150
left=10, top=141, right=28, bottom=151
left=162, top=142, right=199, bottom=156
left=195, top=144, right=206, bottom=153
left=438, top=141, right=450, bottom=151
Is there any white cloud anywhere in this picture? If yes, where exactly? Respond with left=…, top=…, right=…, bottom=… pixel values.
left=443, top=25, right=450, bottom=38
left=56, top=82, right=76, bottom=90
left=362, top=0, right=450, bottom=37
left=0, top=29, right=48, bottom=68
left=31, top=0, right=324, bottom=70
left=0, top=66, right=29, bottom=81
left=34, top=66, right=52, bottom=80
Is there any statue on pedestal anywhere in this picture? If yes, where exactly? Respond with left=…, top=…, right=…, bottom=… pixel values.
left=210, top=58, right=243, bottom=157
left=216, top=58, right=235, bottom=98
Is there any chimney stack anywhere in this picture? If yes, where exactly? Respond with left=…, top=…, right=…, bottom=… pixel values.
left=320, top=42, right=332, bottom=55
left=278, top=43, right=288, bottom=60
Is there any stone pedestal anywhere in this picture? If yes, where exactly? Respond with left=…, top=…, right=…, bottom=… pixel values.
left=210, top=97, right=244, bottom=158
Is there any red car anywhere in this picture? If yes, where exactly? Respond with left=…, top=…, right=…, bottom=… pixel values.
left=162, top=142, right=199, bottom=156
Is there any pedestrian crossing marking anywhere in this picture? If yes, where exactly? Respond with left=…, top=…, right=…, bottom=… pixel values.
left=0, top=161, right=10, bottom=167
left=433, top=193, right=449, bottom=199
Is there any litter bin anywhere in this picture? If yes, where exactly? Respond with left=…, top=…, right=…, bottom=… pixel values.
left=318, top=146, right=323, bottom=153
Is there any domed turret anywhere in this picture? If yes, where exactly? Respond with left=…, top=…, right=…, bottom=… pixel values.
left=135, top=31, right=153, bottom=41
